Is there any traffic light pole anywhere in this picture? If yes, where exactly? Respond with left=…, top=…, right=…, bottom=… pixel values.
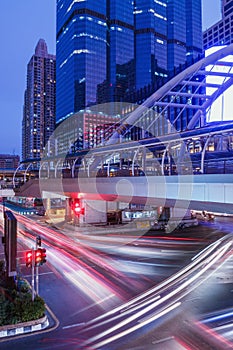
left=25, top=236, right=46, bottom=301
left=35, top=236, right=41, bottom=296
left=31, top=249, right=35, bottom=302
left=35, top=261, right=39, bottom=295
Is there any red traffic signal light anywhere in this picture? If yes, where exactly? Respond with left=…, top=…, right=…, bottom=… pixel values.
left=74, top=205, right=85, bottom=216
left=74, top=203, right=81, bottom=213
left=69, top=198, right=80, bottom=210
left=26, top=250, right=33, bottom=267
left=40, top=248, right=47, bottom=265
left=35, top=249, right=42, bottom=266
left=69, top=198, right=84, bottom=216
left=35, top=248, right=47, bottom=266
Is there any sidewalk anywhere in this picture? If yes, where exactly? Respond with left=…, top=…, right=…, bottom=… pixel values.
left=43, top=216, right=147, bottom=236
left=0, top=315, right=49, bottom=338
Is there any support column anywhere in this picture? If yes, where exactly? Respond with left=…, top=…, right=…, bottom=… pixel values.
left=142, top=148, right=146, bottom=173
left=45, top=198, right=51, bottom=219
left=65, top=198, right=72, bottom=222
left=84, top=200, right=107, bottom=224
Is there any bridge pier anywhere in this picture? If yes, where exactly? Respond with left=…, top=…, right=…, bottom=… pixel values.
left=65, top=198, right=72, bottom=222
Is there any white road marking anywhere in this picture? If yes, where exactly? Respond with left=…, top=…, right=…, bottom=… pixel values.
left=62, top=322, right=86, bottom=329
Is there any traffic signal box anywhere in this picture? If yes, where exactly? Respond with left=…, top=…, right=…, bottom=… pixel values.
left=69, top=198, right=85, bottom=216
left=35, top=248, right=47, bottom=266
left=40, top=248, right=47, bottom=265
left=36, top=236, right=41, bottom=247
left=26, top=248, right=47, bottom=267
left=26, top=250, right=33, bottom=267
left=35, top=249, right=41, bottom=266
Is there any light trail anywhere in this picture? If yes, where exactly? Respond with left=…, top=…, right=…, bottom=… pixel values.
left=81, top=235, right=232, bottom=348
left=82, top=234, right=232, bottom=330
left=1, top=205, right=232, bottom=348
left=92, top=302, right=181, bottom=349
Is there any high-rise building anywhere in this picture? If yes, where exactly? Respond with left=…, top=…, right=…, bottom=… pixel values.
left=56, top=1, right=107, bottom=124
left=0, top=154, right=20, bottom=169
left=175, top=0, right=202, bottom=65
left=134, top=0, right=202, bottom=89
left=52, top=110, right=121, bottom=155
left=56, top=0, right=202, bottom=125
left=98, top=0, right=135, bottom=103
left=22, top=39, right=56, bottom=162
left=203, top=0, right=233, bottom=50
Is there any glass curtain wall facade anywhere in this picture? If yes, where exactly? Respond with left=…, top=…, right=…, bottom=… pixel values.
left=22, top=39, right=56, bottom=162
left=134, top=0, right=168, bottom=90
left=56, top=0, right=202, bottom=126
left=185, top=0, right=202, bottom=64
left=98, top=0, right=135, bottom=103
left=166, top=0, right=202, bottom=71
left=167, top=0, right=186, bottom=72
left=56, top=0, right=107, bottom=123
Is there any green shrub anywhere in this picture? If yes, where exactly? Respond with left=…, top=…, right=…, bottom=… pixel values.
left=0, top=263, right=46, bottom=325
left=19, top=295, right=45, bottom=322
left=0, top=280, right=46, bottom=326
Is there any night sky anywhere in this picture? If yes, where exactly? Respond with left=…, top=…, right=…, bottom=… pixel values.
left=0, top=0, right=221, bottom=157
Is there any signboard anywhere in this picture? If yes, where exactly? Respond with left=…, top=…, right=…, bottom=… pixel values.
left=4, top=210, right=17, bottom=277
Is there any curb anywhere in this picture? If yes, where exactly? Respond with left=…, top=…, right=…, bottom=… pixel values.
left=0, top=315, right=49, bottom=338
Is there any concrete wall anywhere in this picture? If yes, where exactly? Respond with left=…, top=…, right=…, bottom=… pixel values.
left=83, top=200, right=107, bottom=224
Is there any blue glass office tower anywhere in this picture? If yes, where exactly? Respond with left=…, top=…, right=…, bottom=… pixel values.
left=56, top=0, right=202, bottom=124
left=100, top=0, right=135, bottom=103
left=185, top=0, right=202, bottom=64
left=135, top=0, right=202, bottom=89
left=167, top=0, right=187, bottom=72
left=56, top=0, right=107, bottom=123
left=134, top=0, right=168, bottom=89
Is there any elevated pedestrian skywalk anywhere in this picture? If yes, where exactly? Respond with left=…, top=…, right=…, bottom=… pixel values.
left=14, top=173, right=233, bottom=214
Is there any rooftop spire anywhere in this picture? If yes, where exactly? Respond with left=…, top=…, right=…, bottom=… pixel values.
left=35, top=39, right=48, bottom=57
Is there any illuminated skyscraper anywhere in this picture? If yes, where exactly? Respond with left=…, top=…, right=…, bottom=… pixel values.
left=56, top=0, right=107, bottom=124
left=203, top=0, right=233, bottom=50
left=99, top=0, right=135, bottom=103
left=56, top=0, right=202, bottom=124
left=22, top=39, right=56, bottom=162
left=167, top=0, right=202, bottom=70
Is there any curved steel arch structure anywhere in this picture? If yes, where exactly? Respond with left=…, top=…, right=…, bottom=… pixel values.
left=107, top=44, right=233, bottom=145
left=17, top=45, right=233, bottom=180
